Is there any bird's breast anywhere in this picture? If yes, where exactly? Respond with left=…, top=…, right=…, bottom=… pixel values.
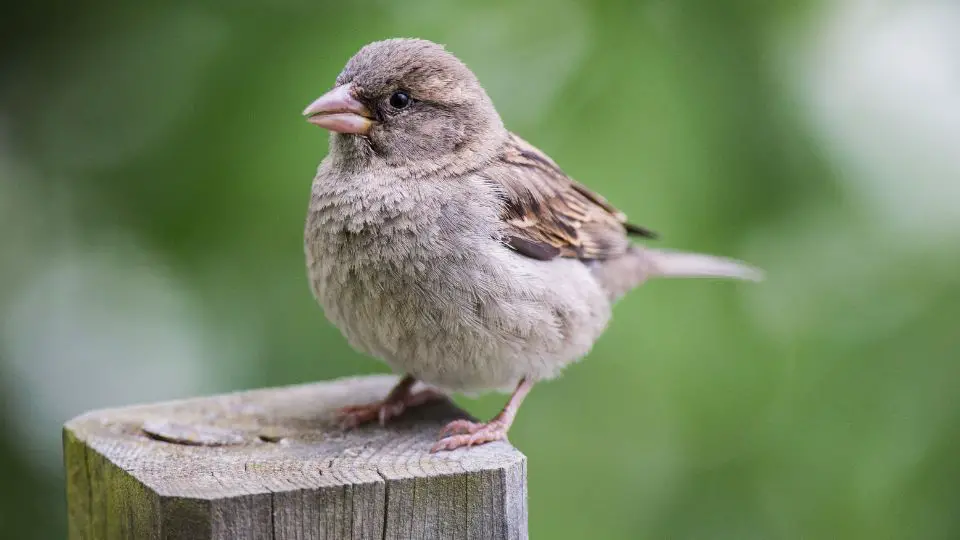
left=302, top=169, right=612, bottom=392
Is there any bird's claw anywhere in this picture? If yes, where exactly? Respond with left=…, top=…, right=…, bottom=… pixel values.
left=437, top=419, right=483, bottom=438
left=334, top=388, right=445, bottom=429
left=334, top=403, right=382, bottom=429
left=431, top=419, right=509, bottom=452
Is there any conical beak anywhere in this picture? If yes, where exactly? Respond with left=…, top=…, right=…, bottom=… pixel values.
left=302, top=84, right=373, bottom=134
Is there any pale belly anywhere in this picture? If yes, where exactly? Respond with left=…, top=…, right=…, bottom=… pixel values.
left=308, top=244, right=613, bottom=394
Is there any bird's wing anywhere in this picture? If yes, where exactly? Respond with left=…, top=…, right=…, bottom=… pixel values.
left=486, top=132, right=656, bottom=261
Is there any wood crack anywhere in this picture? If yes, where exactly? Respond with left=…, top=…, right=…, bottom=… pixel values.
left=375, top=468, right=390, bottom=540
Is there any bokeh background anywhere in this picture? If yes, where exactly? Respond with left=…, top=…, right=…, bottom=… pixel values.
left=3, top=0, right=960, bottom=538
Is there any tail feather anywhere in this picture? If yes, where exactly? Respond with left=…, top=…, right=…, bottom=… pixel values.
left=644, top=248, right=764, bottom=282
left=590, top=247, right=763, bottom=301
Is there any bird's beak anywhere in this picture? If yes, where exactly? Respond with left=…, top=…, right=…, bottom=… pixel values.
left=302, top=83, right=373, bottom=135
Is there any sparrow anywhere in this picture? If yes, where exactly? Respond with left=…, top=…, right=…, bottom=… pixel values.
left=302, top=38, right=762, bottom=452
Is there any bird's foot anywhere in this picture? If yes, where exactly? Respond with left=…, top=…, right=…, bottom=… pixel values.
left=335, top=387, right=446, bottom=429
left=430, top=418, right=510, bottom=452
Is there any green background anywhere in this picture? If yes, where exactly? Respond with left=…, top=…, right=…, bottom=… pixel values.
left=3, top=0, right=959, bottom=538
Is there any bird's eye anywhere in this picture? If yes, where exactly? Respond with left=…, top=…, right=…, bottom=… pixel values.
left=389, top=91, right=411, bottom=109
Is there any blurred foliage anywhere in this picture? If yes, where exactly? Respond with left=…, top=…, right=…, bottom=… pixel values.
left=2, top=0, right=960, bottom=538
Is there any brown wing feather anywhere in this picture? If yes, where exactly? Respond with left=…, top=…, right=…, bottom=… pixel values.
left=489, top=133, right=656, bottom=261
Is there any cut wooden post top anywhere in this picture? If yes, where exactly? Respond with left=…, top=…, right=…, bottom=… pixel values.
left=64, top=375, right=528, bottom=540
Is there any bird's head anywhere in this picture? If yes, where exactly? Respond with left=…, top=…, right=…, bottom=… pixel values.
left=303, top=38, right=505, bottom=171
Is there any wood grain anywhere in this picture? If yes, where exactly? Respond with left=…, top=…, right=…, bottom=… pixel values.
left=63, top=375, right=528, bottom=540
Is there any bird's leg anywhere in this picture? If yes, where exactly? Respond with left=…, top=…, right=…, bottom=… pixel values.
left=431, top=378, right=533, bottom=452
left=335, top=375, right=446, bottom=428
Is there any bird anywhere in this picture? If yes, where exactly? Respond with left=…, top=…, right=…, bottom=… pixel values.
left=302, top=38, right=762, bottom=452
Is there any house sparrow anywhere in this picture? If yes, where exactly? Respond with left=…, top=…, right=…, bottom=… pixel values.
left=303, top=38, right=762, bottom=452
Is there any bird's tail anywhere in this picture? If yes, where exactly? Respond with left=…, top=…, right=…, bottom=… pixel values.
left=643, top=248, right=764, bottom=282
left=591, top=247, right=763, bottom=301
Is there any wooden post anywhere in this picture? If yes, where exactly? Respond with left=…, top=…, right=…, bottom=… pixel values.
left=63, top=375, right=528, bottom=540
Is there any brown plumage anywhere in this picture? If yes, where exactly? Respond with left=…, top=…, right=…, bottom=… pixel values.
left=489, top=133, right=657, bottom=262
